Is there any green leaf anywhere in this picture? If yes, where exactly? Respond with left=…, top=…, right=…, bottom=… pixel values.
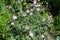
left=56, top=36, right=60, bottom=40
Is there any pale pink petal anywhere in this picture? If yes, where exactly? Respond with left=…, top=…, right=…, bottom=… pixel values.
left=25, top=25, right=29, bottom=30
left=33, top=0, right=37, bottom=5
left=22, top=13, right=27, bottom=17
left=30, top=12, right=33, bottom=15
left=13, top=15, right=17, bottom=20
left=29, top=31, right=34, bottom=37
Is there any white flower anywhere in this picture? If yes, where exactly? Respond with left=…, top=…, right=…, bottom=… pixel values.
left=30, top=12, right=33, bottom=15
left=42, top=18, right=46, bottom=22
left=13, top=15, right=17, bottom=20
left=41, top=35, right=45, bottom=38
left=48, top=15, right=52, bottom=20
left=25, top=25, right=29, bottom=30
left=30, top=9, right=33, bottom=12
left=29, top=9, right=33, bottom=15
left=37, top=8, right=40, bottom=11
left=33, top=0, right=37, bottom=5
left=26, top=10, right=29, bottom=13
left=11, top=22, right=14, bottom=25
left=29, top=31, right=34, bottom=37
left=22, top=13, right=27, bottom=17
left=50, top=15, right=52, bottom=18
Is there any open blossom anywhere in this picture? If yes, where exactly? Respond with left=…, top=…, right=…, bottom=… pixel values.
left=22, top=13, right=27, bottom=17
left=49, top=15, right=52, bottom=18
left=37, top=8, right=40, bottom=11
left=29, top=31, right=34, bottom=37
left=30, top=9, right=33, bottom=12
left=41, top=35, right=45, bottom=38
left=29, top=9, right=33, bottom=15
left=48, top=16, right=50, bottom=20
left=13, top=15, right=17, bottom=20
left=30, top=12, right=33, bottom=15
left=26, top=10, right=30, bottom=13
left=33, top=0, right=37, bottom=5
left=42, top=18, right=46, bottom=22
left=25, top=25, right=29, bottom=30
left=11, top=22, right=14, bottom=25
left=48, top=15, right=52, bottom=20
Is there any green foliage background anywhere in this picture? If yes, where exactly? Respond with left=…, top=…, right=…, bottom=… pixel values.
left=40, top=0, right=60, bottom=36
left=0, top=0, right=60, bottom=40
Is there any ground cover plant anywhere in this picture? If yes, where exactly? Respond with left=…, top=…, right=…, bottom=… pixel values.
left=0, top=0, right=59, bottom=40
left=40, top=0, right=60, bottom=38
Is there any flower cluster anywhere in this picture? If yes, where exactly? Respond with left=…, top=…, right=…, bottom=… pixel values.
left=0, top=0, right=54, bottom=40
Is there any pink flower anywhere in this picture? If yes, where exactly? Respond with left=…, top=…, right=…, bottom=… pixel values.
left=13, top=15, right=17, bottom=20
left=48, top=15, right=52, bottom=20
left=33, top=0, right=37, bottom=5
left=30, top=9, right=33, bottom=12
left=29, top=9, right=33, bottom=15
left=25, top=25, right=29, bottom=30
left=22, top=13, right=27, bottom=17
left=30, top=12, right=33, bottom=15
left=11, top=22, right=14, bottom=25
left=29, top=31, right=34, bottom=37
left=48, top=16, right=50, bottom=20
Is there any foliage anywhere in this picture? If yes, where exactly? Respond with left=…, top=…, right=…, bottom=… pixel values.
left=56, top=36, right=60, bottom=40
left=46, top=0, right=60, bottom=36
left=0, top=0, right=55, bottom=40
left=53, top=13, right=60, bottom=35
left=40, top=0, right=60, bottom=15
left=0, top=1, right=11, bottom=39
left=40, top=0, right=60, bottom=36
